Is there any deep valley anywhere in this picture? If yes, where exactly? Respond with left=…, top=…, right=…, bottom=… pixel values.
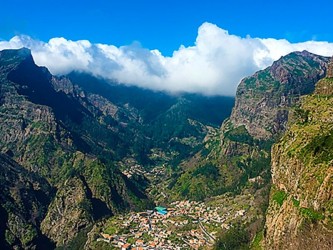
left=0, top=48, right=332, bottom=250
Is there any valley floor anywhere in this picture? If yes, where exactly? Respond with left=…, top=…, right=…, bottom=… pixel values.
left=86, top=188, right=266, bottom=249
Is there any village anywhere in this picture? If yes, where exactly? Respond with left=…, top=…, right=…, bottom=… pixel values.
left=110, top=160, right=259, bottom=249
left=96, top=199, right=248, bottom=249
left=107, top=158, right=263, bottom=249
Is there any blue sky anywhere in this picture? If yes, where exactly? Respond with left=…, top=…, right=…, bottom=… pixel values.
left=1, top=0, right=333, bottom=96
left=2, top=0, right=332, bottom=55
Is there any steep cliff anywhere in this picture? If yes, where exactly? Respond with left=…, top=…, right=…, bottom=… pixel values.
left=0, top=153, right=54, bottom=249
left=231, top=51, right=328, bottom=139
left=264, top=59, right=333, bottom=249
left=0, top=48, right=152, bottom=247
left=0, top=47, right=233, bottom=248
left=2, top=47, right=332, bottom=249
left=64, top=72, right=235, bottom=166
left=170, top=51, right=329, bottom=201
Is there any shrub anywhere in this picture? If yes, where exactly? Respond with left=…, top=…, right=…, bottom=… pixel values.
left=192, top=163, right=220, bottom=180
left=300, top=207, right=324, bottom=222
left=272, top=190, right=287, bottom=206
left=214, top=223, right=250, bottom=250
left=225, top=125, right=254, bottom=145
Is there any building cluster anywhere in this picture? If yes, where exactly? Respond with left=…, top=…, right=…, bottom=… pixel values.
left=121, top=164, right=147, bottom=179
left=122, top=163, right=166, bottom=181
left=97, top=200, right=247, bottom=249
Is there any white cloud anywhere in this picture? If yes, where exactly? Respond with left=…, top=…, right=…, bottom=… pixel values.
left=1, top=22, right=333, bottom=96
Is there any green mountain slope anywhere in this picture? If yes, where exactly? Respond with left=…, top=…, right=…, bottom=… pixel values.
left=264, top=59, right=333, bottom=249
left=65, top=72, right=235, bottom=166
left=0, top=153, right=55, bottom=249
left=2, top=47, right=332, bottom=249
left=0, top=48, right=234, bottom=248
left=170, top=51, right=329, bottom=201
left=0, top=48, right=152, bottom=248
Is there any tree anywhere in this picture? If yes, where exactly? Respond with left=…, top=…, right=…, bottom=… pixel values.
left=214, top=223, right=249, bottom=250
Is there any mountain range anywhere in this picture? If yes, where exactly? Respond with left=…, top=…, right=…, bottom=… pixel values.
left=0, top=47, right=332, bottom=249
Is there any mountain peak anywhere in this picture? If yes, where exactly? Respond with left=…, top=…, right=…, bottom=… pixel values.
left=0, top=47, right=31, bottom=58
left=15, top=47, right=31, bottom=55
left=299, top=50, right=312, bottom=56
left=0, top=47, right=33, bottom=66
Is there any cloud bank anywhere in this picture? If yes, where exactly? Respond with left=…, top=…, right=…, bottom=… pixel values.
left=1, top=22, right=333, bottom=96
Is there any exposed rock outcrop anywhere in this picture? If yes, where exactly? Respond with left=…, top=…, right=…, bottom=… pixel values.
left=0, top=48, right=153, bottom=247
left=41, top=177, right=93, bottom=246
left=327, top=57, right=333, bottom=78
left=171, top=51, right=330, bottom=201
left=231, top=51, right=328, bottom=140
left=0, top=153, right=54, bottom=249
left=264, top=65, right=333, bottom=249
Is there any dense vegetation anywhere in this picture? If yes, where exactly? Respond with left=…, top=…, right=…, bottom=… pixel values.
left=1, top=48, right=332, bottom=249
left=264, top=73, right=333, bottom=249
left=214, top=223, right=250, bottom=250
left=0, top=48, right=234, bottom=248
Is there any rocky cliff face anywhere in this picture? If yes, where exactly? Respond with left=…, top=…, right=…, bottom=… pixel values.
left=0, top=153, right=55, bottom=249
left=327, top=57, right=333, bottom=78
left=41, top=176, right=94, bottom=246
left=64, top=72, right=235, bottom=166
left=0, top=48, right=152, bottom=248
left=264, top=60, right=333, bottom=249
left=231, top=51, right=328, bottom=140
left=170, top=51, right=329, bottom=201
left=0, top=48, right=232, bottom=248
left=2, top=47, right=332, bottom=249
